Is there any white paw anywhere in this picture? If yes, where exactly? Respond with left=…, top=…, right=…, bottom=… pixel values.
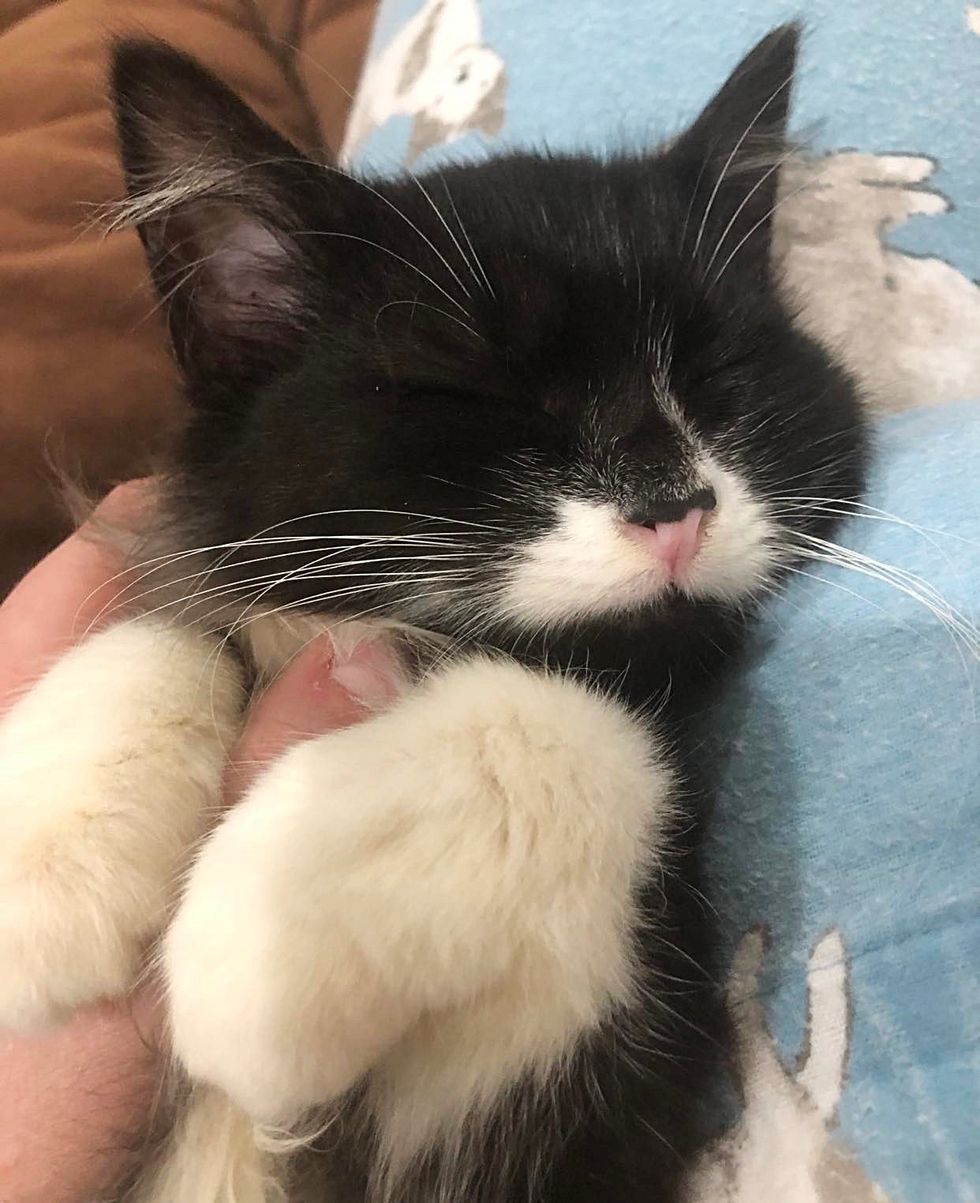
left=166, top=657, right=674, bottom=1127
left=0, top=620, right=243, bottom=1030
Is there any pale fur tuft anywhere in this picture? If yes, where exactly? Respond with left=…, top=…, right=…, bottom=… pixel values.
left=0, top=618, right=243, bottom=1030
left=128, top=1088, right=285, bottom=1203
left=164, top=652, right=674, bottom=1193
left=101, top=158, right=261, bottom=239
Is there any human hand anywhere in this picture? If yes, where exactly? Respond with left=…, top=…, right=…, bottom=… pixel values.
left=0, top=484, right=400, bottom=1203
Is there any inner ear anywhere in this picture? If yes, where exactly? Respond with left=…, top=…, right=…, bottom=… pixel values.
left=147, top=200, right=310, bottom=383
left=111, top=40, right=340, bottom=392
left=670, top=23, right=801, bottom=280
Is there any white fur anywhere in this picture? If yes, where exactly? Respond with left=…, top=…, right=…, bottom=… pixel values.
left=132, top=1088, right=281, bottom=1203
left=698, top=456, right=783, bottom=600
left=497, top=458, right=777, bottom=628
left=0, top=619, right=243, bottom=1030
left=165, top=656, right=673, bottom=1178
left=131, top=1085, right=351, bottom=1203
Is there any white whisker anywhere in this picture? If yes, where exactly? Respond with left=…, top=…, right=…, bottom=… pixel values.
left=691, top=72, right=794, bottom=263
left=411, top=174, right=486, bottom=299
left=296, top=230, right=471, bottom=318
left=374, top=299, right=482, bottom=342
left=783, top=535, right=980, bottom=663
left=703, top=142, right=801, bottom=278
left=774, top=496, right=980, bottom=551
left=339, top=171, right=473, bottom=301
left=710, top=175, right=816, bottom=289
left=440, top=174, right=495, bottom=298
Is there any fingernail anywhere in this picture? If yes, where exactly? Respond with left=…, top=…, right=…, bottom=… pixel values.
left=330, top=639, right=400, bottom=709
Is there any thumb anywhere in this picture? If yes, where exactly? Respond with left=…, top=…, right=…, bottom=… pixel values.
left=225, top=636, right=403, bottom=804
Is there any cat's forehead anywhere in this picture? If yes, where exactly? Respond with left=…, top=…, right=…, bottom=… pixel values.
left=378, top=156, right=679, bottom=272
left=380, top=166, right=696, bottom=302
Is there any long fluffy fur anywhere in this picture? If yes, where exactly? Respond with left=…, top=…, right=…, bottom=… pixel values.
left=164, top=653, right=673, bottom=1195
left=0, top=619, right=243, bottom=1031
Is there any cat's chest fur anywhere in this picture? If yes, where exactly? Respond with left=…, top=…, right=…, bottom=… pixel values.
left=239, top=601, right=742, bottom=724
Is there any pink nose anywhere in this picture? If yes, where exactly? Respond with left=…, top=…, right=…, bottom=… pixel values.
left=624, top=507, right=709, bottom=581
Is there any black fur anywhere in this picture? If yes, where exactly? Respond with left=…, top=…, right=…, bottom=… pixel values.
left=111, top=23, right=868, bottom=1202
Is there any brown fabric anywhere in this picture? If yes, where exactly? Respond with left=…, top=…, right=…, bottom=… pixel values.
left=0, top=0, right=378, bottom=593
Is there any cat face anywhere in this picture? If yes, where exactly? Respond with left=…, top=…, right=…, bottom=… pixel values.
left=112, top=26, right=866, bottom=644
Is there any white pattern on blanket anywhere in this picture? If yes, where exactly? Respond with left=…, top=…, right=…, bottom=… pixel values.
left=683, top=929, right=893, bottom=1203
left=341, top=0, right=505, bottom=167
left=777, top=153, right=980, bottom=415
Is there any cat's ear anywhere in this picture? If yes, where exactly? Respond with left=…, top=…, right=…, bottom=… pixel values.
left=111, top=41, right=343, bottom=393
left=669, top=23, right=800, bottom=279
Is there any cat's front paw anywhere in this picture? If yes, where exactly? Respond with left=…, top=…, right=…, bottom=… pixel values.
left=0, top=870, right=145, bottom=1032
left=0, top=621, right=243, bottom=1030
left=165, top=657, right=673, bottom=1125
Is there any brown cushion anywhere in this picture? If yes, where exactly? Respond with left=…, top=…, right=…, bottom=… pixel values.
left=0, top=0, right=377, bottom=593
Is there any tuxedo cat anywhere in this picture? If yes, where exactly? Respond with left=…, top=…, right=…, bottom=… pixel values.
left=0, top=24, right=867, bottom=1203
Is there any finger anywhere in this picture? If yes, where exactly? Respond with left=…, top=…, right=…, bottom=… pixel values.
left=225, top=636, right=404, bottom=803
left=0, top=480, right=153, bottom=712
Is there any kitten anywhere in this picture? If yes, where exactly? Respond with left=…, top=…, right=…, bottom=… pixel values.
left=0, top=23, right=867, bottom=1203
